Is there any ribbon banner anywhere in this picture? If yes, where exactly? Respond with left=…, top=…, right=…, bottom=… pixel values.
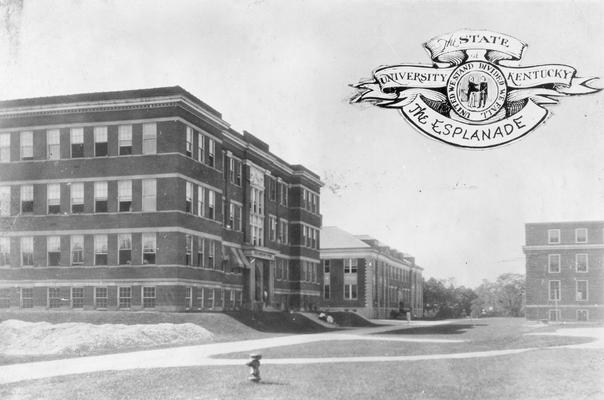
left=352, top=29, right=601, bottom=149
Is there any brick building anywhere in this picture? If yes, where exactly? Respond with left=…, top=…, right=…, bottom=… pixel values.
left=524, top=221, right=604, bottom=322
left=319, top=226, right=423, bottom=319
left=0, top=86, right=323, bottom=312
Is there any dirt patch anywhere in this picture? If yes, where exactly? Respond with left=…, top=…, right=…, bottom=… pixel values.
left=0, top=319, right=214, bottom=356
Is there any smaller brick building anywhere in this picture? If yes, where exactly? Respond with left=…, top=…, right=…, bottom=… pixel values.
left=524, top=221, right=604, bottom=322
left=318, top=226, right=423, bottom=319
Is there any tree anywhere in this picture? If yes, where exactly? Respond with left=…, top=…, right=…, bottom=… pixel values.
left=471, top=273, right=525, bottom=317
left=423, top=278, right=477, bottom=319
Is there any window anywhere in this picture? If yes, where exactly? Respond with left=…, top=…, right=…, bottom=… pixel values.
left=70, top=128, right=84, bottom=158
left=94, top=181, right=108, bottom=212
left=143, top=287, right=156, bottom=308
left=229, top=202, right=242, bottom=231
left=549, top=280, right=561, bottom=301
left=95, top=287, right=108, bottom=308
left=548, top=309, right=560, bottom=321
left=197, top=237, right=204, bottom=267
left=576, top=254, right=588, bottom=272
left=577, top=309, right=589, bottom=321
left=1, top=186, right=11, bottom=216
left=0, top=237, right=9, bottom=266
left=20, top=131, right=33, bottom=160
left=207, top=138, right=215, bottom=167
left=0, top=133, right=9, bottom=162
left=142, top=233, right=156, bottom=264
left=47, top=184, right=61, bottom=214
left=208, top=241, right=215, bottom=268
left=72, top=288, right=84, bottom=308
left=548, top=229, right=560, bottom=244
left=21, top=185, right=33, bottom=213
left=21, top=237, right=33, bottom=266
left=118, top=180, right=132, bottom=212
left=303, top=226, right=310, bottom=247
left=47, top=236, right=61, bottom=266
left=548, top=254, right=560, bottom=273
left=118, top=234, right=132, bottom=265
left=279, top=219, right=289, bottom=244
left=311, top=228, right=317, bottom=249
left=197, top=186, right=204, bottom=217
left=142, top=123, right=157, bottom=154
left=344, top=284, right=358, bottom=300
left=269, top=177, right=276, bottom=201
left=344, top=258, right=359, bottom=274
left=94, top=235, right=108, bottom=265
left=576, top=280, right=588, bottom=301
left=48, top=287, right=62, bottom=308
left=280, top=182, right=288, bottom=206
left=575, top=228, right=588, bottom=243
left=185, top=234, right=192, bottom=265
left=185, top=287, right=192, bottom=310
left=119, top=287, right=131, bottom=308
left=71, top=235, right=84, bottom=265
left=324, top=259, right=330, bottom=274
left=47, top=130, right=60, bottom=160
left=94, top=126, right=108, bottom=157
left=21, top=288, right=33, bottom=308
left=302, top=189, right=308, bottom=209
left=208, top=190, right=215, bottom=219
left=186, top=126, right=193, bottom=157
left=230, top=157, right=241, bottom=185
left=142, top=179, right=156, bottom=211
left=197, top=132, right=204, bottom=162
left=185, top=182, right=193, bottom=213
left=0, top=288, right=10, bottom=308
left=71, top=183, right=84, bottom=213
left=269, top=215, right=277, bottom=241
left=118, top=125, right=132, bottom=155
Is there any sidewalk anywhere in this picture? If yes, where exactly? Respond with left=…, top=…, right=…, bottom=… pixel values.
left=0, top=321, right=460, bottom=385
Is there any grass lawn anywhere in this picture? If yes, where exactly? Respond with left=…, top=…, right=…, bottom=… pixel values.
left=216, top=318, right=594, bottom=359
left=2, top=348, right=603, bottom=400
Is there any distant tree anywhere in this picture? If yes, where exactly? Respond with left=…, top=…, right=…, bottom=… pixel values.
left=423, top=278, right=477, bottom=319
left=471, top=273, right=525, bottom=317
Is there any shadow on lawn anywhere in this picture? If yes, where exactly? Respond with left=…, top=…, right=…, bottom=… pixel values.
left=379, top=323, right=487, bottom=335
left=226, top=311, right=334, bottom=334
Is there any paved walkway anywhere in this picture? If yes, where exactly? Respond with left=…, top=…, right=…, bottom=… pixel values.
left=0, top=321, right=602, bottom=385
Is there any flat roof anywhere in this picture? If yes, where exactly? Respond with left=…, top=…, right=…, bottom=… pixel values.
left=0, top=86, right=223, bottom=118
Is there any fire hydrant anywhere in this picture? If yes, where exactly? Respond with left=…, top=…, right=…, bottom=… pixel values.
left=246, top=354, right=262, bottom=382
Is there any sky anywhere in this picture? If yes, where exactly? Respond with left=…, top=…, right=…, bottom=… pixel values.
left=0, top=0, right=601, bottom=287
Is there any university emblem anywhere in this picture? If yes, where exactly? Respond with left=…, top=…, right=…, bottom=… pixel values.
left=352, top=30, right=600, bottom=148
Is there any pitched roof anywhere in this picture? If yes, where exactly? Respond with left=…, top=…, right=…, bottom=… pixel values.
left=320, top=226, right=371, bottom=250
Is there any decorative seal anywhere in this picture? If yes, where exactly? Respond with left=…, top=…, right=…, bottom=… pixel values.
left=351, top=30, right=600, bottom=149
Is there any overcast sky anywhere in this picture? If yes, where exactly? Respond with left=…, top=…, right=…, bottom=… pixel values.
left=0, top=0, right=601, bottom=287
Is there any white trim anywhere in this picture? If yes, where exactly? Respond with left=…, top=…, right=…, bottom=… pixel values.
left=575, top=228, right=588, bottom=243
left=547, top=229, right=560, bottom=244
left=0, top=226, right=222, bottom=241
left=576, top=280, right=589, bottom=301
left=0, top=172, right=223, bottom=195
left=548, top=280, right=561, bottom=301
left=524, top=244, right=604, bottom=251
left=576, top=253, right=588, bottom=273
left=0, top=96, right=229, bottom=129
left=548, top=254, right=561, bottom=273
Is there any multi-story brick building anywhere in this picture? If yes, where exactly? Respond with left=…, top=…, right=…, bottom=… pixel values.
left=524, top=221, right=604, bottom=322
left=0, top=86, right=323, bottom=312
left=319, top=226, right=423, bottom=319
